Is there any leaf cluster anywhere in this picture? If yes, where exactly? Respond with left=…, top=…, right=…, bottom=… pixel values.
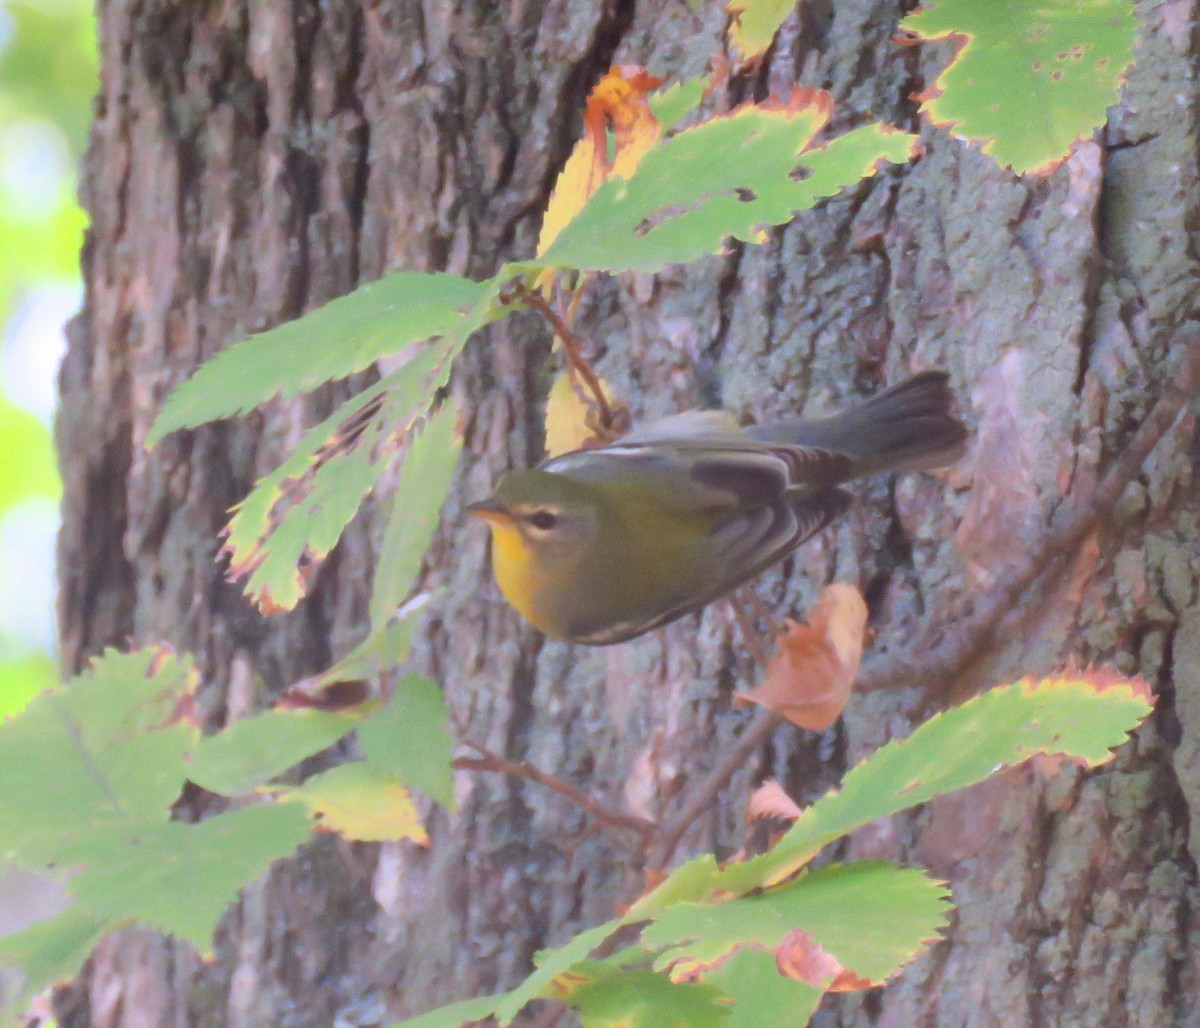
left=0, top=639, right=454, bottom=1018
left=397, top=673, right=1151, bottom=1026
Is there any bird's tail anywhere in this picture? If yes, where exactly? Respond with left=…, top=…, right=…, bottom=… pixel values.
left=751, top=370, right=968, bottom=478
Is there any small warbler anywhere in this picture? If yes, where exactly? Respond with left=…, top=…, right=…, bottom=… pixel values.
left=466, top=371, right=966, bottom=645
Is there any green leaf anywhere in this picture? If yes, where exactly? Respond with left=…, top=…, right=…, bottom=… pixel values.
left=390, top=896, right=620, bottom=1026
left=218, top=272, right=510, bottom=613
left=639, top=673, right=1152, bottom=906
left=721, top=673, right=1152, bottom=895
left=66, top=801, right=312, bottom=952
left=0, top=907, right=111, bottom=1019
left=187, top=708, right=365, bottom=796
left=703, top=947, right=822, bottom=1028
left=626, top=853, right=723, bottom=921
left=369, top=402, right=461, bottom=631
left=900, top=0, right=1137, bottom=175
left=221, top=343, right=445, bottom=614
left=148, top=271, right=485, bottom=445
left=0, top=650, right=315, bottom=978
left=727, top=0, right=795, bottom=63
left=643, top=863, right=950, bottom=985
left=392, top=993, right=504, bottom=1028
left=493, top=921, right=621, bottom=1025
left=563, top=962, right=730, bottom=1027
left=358, top=675, right=455, bottom=808
left=220, top=382, right=395, bottom=614
left=538, top=95, right=916, bottom=274
left=792, top=122, right=920, bottom=205
left=314, top=616, right=419, bottom=686
left=278, top=763, right=427, bottom=843
left=0, top=648, right=199, bottom=864
left=649, top=74, right=709, bottom=131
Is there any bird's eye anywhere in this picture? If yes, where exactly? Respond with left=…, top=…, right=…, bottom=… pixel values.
left=527, top=509, right=559, bottom=531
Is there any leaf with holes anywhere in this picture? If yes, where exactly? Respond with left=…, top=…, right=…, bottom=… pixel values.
left=899, top=0, right=1137, bottom=175
left=537, top=89, right=916, bottom=273
left=536, top=66, right=665, bottom=260
left=790, top=121, right=920, bottom=205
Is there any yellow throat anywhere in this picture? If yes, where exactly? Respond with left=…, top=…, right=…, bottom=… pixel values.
left=478, top=517, right=551, bottom=633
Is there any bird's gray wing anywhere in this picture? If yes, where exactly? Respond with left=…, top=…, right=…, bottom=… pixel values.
left=618, top=409, right=742, bottom=443
left=574, top=486, right=853, bottom=645
left=544, top=433, right=853, bottom=511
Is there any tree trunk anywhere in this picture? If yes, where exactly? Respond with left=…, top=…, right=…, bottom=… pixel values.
left=56, top=0, right=1199, bottom=1025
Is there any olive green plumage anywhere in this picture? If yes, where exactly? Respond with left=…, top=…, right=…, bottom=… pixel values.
left=467, top=371, right=967, bottom=644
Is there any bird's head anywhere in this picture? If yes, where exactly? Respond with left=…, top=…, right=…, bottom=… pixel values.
left=465, top=469, right=601, bottom=567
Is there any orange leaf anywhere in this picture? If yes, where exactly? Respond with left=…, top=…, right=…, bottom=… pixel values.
left=736, top=583, right=867, bottom=731
left=776, top=929, right=877, bottom=991
left=536, top=66, right=664, bottom=258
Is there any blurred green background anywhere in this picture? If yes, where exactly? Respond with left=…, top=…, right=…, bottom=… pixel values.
left=0, top=0, right=96, bottom=716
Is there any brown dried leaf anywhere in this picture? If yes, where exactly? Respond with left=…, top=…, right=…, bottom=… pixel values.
left=775, top=929, right=876, bottom=991
left=277, top=677, right=372, bottom=712
left=746, top=779, right=803, bottom=825
left=736, top=583, right=868, bottom=730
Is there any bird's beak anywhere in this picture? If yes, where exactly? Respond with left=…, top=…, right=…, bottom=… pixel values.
left=464, top=497, right=512, bottom=525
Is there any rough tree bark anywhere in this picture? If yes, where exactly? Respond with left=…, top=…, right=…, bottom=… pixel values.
left=56, top=0, right=1198, bottom=1025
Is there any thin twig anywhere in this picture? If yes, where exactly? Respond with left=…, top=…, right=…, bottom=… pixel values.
left=728, top=593, right=774, bottom=668
left=562, top=273, right=593, bottom=329
left=454, top=743, right=656, bottom=840
left=649, top=708, right=783, bottom=869
left=859, top=330, right=1200, bottom=697
left=513, top=282, right=620, bottom=434
left=647, top=596, right=779, bottom=866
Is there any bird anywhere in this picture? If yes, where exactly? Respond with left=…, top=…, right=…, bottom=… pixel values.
left=465, top=370, right=967, bottom=645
